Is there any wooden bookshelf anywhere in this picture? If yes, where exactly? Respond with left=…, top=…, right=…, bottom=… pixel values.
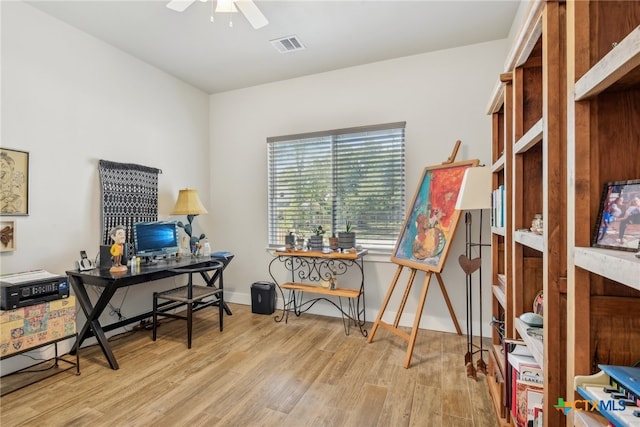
left=566, top=3, right=640, bottom=427
left=487, top=1, right=567, bottom=424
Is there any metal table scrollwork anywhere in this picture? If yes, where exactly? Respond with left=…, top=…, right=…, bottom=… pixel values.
left=268, top=249, right=368, bottom=337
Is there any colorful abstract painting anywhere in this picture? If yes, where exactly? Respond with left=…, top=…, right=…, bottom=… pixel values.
left=392, top=159, right=478, bottom=272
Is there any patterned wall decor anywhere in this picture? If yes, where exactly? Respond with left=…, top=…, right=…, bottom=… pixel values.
left=98, top=160, right=161, bottom=255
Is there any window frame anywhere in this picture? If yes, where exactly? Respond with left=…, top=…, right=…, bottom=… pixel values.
left=267, top=122, right=406, bottom=252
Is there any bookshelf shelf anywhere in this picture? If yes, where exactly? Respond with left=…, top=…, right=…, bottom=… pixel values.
left=574, top=26, right=640, bottom=101
left=574, top=247, right=640, bottom=291
left=491, top=155, right=505, bottom=173
left=493, top=284, right=507, bottom=309
left=491, top=226, right=506, bottom=237
left=514, top=318, right=543, bottom=369
left=513, top=118, right=543, bottom=155
left=514, top=231, right=543, bottom=252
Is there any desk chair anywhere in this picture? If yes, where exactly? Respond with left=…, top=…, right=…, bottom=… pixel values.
left=152, top=260, right=224, bottom=348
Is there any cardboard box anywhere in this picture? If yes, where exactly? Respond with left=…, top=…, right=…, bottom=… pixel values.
left=0, top=296, right=76, bottom=357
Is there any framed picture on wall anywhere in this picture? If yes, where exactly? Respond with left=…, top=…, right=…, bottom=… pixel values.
left=0, top=220, right=16, bottom=252
left=592, top=179, right=640, bottom=252
left=0, top=148, right=29, bottom=216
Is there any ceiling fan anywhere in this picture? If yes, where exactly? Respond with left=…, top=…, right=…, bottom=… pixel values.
left=167, top=0, right=269, bottom=29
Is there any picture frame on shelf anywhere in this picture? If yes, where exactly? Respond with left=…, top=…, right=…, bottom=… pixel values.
left=592, top=179, right=640, bottom=252
left=0, top=148, right=29, bottom=216
left=0, top=220, right=16, bottom=252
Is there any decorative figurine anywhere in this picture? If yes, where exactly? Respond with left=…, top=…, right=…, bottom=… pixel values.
left=109, top=225, right=128, bottom=273
left=531, top=214, right=543, bottom=235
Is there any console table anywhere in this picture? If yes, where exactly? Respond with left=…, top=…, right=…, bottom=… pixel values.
left=268, top=249, right=368, bottom=336
left=67, top=252, right=233, bottom=370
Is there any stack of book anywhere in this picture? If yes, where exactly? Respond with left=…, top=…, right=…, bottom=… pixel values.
left=492, top=185, right=506, bottom=228
left=508, top=345, right=544, bottom=427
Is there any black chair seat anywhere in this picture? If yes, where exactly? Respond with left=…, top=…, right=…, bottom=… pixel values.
left=152, top=260, right=224, bottom=349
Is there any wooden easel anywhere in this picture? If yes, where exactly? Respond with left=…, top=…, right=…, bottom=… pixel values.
left=367, top=141, right=464, bottom=368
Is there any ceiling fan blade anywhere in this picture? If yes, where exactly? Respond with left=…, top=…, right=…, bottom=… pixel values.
left=166, top=0, right=197, bottom=12
left=235, top=0, right=268, bottom=29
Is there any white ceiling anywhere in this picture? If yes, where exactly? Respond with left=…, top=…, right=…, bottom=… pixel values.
left=25, top=0, right=521, bottom=94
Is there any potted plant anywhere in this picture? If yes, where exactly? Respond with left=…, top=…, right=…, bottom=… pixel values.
left=309, top=225, right=325, bottom=251
left=338, top=221, right=356, bottom=251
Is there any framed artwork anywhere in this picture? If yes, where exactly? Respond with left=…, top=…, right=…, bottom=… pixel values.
left=0, top=220, right=15, bottom=252
left=0, top=148, right=29, bottom=216
left=592, top=179, right=640, bottom=252
left=391, top=159, right=479, bottom=272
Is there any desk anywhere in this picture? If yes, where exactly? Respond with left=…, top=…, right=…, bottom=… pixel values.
left=268, top=249, right=367, bottom=336
left=67, top=253, right=233, bottom=370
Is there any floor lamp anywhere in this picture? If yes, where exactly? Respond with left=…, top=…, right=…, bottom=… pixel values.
left=455, top=166, right=492, bottom=380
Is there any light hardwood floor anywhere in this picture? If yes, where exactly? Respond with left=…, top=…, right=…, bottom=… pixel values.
left=1, top=303, right=498, bottom=426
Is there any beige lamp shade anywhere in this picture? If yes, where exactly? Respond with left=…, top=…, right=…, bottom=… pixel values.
left=455, top=166, right=492, bottom=210
left=171, top=189, right=208, bottom=215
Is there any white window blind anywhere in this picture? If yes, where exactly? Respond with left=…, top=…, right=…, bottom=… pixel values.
left=267, top=122, right=406, bottom=250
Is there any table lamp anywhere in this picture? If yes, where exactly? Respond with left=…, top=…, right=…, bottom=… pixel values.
left=172, top=188, right=208, bottom=253
left=455, top=166, right=492, bottom=380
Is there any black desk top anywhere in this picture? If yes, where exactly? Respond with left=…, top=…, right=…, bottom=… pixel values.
left=67, top=253, right=233, bottom=288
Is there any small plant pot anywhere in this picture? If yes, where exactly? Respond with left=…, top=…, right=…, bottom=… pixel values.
left=308, top=235, right=324, bottom=251
left=338, top=232, right=356, bottom=251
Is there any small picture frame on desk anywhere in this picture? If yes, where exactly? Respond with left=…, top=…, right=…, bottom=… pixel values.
left=592, top=179, right=640, bottom=252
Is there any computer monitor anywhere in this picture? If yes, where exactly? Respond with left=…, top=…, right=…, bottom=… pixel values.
left=133, top=221, right=180, bottom=261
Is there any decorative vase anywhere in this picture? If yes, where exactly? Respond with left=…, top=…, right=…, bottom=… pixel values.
left=329, top=237, right=339, bottom=251
left=338, top=232, right=356, bottom=251
left=308, top=235, right=324, bottom=251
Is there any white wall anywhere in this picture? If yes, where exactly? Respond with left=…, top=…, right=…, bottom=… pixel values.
left=0, top=2, right=211, bottom=373
left=209, top=39, right=508, bottom=336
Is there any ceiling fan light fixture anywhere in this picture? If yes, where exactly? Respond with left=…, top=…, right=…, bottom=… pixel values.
left=215, top=0, right=238, bottom=14
left=167, top=0, right=267, bottom=29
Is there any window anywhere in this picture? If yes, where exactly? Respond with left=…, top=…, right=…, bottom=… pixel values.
left=267, top=122, right=406, bottom=250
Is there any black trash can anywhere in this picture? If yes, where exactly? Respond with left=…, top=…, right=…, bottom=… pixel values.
left=251, top=281, right=276, bottom=315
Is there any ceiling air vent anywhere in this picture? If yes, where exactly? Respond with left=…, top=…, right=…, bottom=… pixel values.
left=270, top=35, right=305, bottom=54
